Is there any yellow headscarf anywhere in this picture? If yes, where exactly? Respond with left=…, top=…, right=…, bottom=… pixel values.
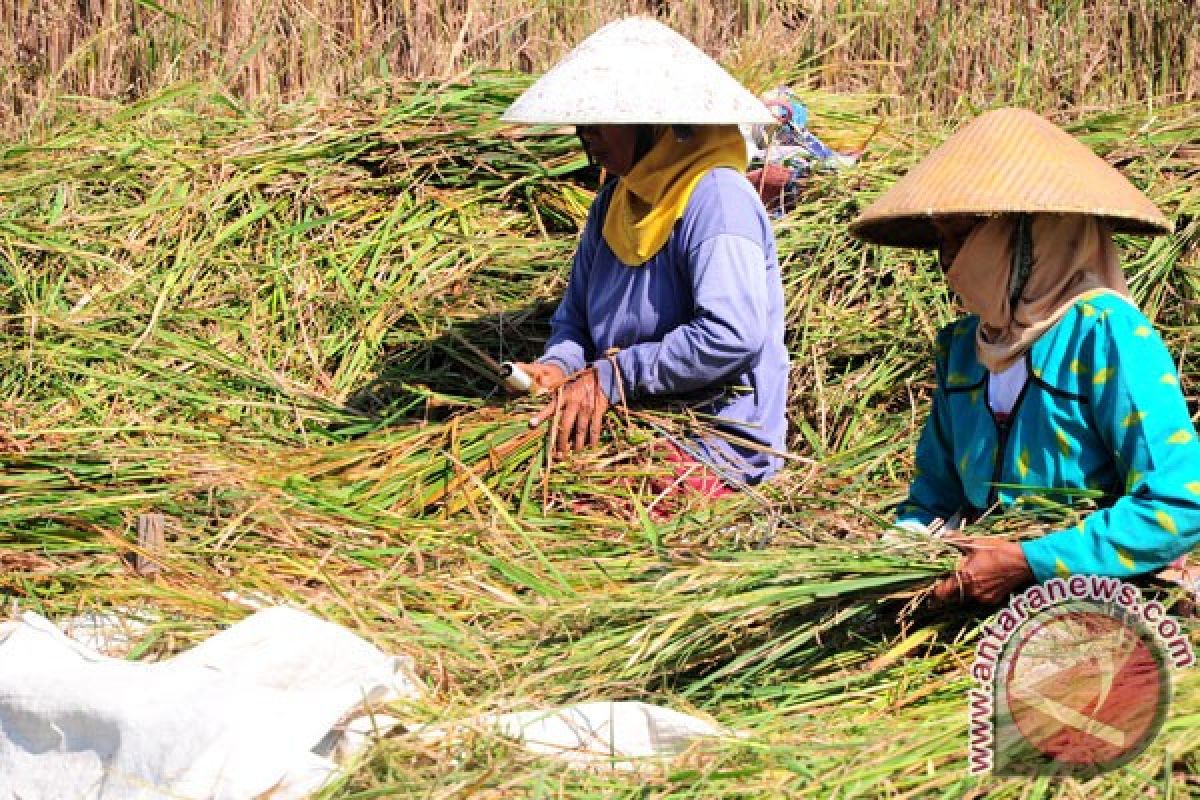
left=945, top=214, right=1130, bottom=372
left=602, top=125, right=748, bottom=266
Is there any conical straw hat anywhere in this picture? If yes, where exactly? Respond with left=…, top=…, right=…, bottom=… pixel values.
left=501, top=18, right=775, bottom=125
left=850, top=108, right=1171, bottom=248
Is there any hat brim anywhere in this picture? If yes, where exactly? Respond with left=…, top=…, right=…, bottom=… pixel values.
left=851, top=209, right=1172, bottom=249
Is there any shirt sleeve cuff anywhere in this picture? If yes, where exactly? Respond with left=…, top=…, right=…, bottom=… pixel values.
left=895, top=510, right=935, bottom=529
left=538, top=353, right=582, bottom=377
left=894, top=499, right=939, bottom=529
left=1020, top=537, right=1060, bottom=584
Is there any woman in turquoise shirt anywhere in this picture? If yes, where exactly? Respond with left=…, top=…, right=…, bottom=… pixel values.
left=850, top=108, right=1200, bottom=605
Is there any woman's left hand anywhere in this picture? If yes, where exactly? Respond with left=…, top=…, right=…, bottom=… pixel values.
left=531, top=369, right=610, bottom=454
left=932, top=538, right=1034, bottom=605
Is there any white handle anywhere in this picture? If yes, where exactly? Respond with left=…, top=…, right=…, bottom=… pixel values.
left=501, top=362, right=534, bottom=393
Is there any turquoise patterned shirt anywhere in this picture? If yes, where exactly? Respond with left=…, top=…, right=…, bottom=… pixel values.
left=898, top=289, right=1200, bottom=582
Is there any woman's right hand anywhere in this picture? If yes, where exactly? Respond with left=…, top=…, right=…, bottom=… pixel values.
left=529, top=367, right=609, bottom=453
left=932, top=537, right=1033, bottom=605
left=511, top=362, right=566, bottom=394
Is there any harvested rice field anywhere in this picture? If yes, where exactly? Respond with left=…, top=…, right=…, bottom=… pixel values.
left=2, top=2, right=1200, bottom=797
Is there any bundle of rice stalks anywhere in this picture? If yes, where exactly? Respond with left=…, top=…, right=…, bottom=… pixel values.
left=503, top=541, right=957, bottom=699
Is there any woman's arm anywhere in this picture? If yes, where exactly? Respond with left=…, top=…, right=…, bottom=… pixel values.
left=896, top=380, right=969, bottom=530
left=892, top=324, right=969, bottom=530
left=539, top=202, right=601, bottom=377
left=593, top=233, right=768, bottom=401
left=1021, top=313, right=1200, bottom=581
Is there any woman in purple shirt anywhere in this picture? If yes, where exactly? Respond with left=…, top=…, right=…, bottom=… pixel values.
left=503, top=19, right=790, bottom=488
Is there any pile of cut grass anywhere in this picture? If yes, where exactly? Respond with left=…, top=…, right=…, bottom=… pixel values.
left=1, top=78, right=1198, bottom=796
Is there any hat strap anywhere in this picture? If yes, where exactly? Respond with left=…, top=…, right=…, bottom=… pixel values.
left=1007, top=214, right=1034, bottom=310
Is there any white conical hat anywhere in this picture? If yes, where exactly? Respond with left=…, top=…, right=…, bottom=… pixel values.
left=502, top=18, right=775, bottom=125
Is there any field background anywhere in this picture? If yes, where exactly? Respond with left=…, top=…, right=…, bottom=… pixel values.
left=2, top=1, right=1200, bottom=797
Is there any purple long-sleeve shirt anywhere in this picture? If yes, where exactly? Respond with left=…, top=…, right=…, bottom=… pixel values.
left=539, top=167, right=789, bottom=484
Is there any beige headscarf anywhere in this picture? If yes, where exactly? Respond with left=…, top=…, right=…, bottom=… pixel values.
left=945, top=214, right=1130, bottom=372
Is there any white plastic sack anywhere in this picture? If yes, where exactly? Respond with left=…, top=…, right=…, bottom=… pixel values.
left=0, top=607, right=422, bottom=800
left=420, top=701, right=726, bottom=769
left=58, top=609, right=153, bottom=656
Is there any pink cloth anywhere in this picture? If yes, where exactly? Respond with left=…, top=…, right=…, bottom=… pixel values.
left=566, top=441, right=735, bottom=522
left=651, top=442, right=735, bottom=500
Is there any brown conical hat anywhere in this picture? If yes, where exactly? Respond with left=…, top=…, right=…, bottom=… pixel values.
left=849, top=108, right=1171, bottom=248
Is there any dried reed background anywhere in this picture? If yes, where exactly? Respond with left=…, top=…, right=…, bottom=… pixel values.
left=4, top=0, right=1200, bottom=132
left=2, top=1, right=1200, bottom=797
